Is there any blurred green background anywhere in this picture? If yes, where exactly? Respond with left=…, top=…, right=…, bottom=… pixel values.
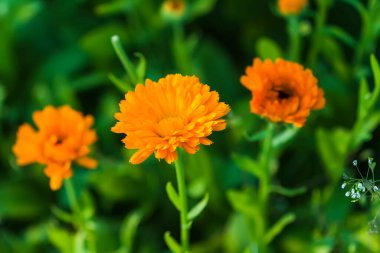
left=1, top=0, right=380, bottom=252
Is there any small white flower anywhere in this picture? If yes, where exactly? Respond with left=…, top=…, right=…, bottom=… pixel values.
left=362, top=187, right=366, bottom=192
left=345, top=191, right=350, bottom=197
left=358, top=183, right=363, bottom=189
left=374, top=186, right=379, bottom=191
left=341, top=183, right=347, bottom=189
left=351, top=193, right=357, bottom=199
left=357, top=193, right=361, bottom=199
left=353, top=160, right=358, bottom=166
left=351, top=188, right=355, bottom=194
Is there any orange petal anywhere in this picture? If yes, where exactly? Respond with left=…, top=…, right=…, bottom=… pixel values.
left=76, top=157, right=97, bottom=169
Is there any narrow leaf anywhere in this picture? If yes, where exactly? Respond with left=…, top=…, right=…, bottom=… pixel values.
left=264, top=213, right=296, bottom=243
left=108, top=73, right=132, bottom=92
left=270, top=185, right=307, bottom=197
left=164, top=232, right=182, bottom=253
left=357, top=79, right=370, bottom=119
left=166, top=182, right=181, bottom=211
left=232, top=153, right=264, bottom=180
left=187, top=193, right=209, bottom=221
left=134, top=52, right=146, bottom=84
left=51, top=206, right=75, bottom=224
left=120, top=211, right=143, bottom=251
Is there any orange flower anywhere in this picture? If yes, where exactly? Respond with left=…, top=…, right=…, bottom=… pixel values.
left=278, top=0, right=307, bottom=15
left=13, top=105, right=97, bottom=190
left=112, top=74, right=230, bottom=164
left=241, top=58, right=325, bottom=127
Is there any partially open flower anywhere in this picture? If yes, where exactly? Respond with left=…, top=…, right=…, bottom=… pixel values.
left=241, top=58, right=325, bottom=127
left=161, top=0, right=187, bottom=22
left=13, top=105, right=97, bottom=190
left=278, top=0, right=307, bottom=16
left=112, top=74, right=230, bottom=164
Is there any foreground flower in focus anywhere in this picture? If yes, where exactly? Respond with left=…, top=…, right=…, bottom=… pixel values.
left=278, top=0, right=307, bottom=15
left=241, top=58, right=325, bottom=127
left=112, top=74, right=230, bottom=164
left=13, top=105, right=97, bottom=190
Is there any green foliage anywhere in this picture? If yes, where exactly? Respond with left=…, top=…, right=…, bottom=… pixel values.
left=1, top=0, right=380, bottom=252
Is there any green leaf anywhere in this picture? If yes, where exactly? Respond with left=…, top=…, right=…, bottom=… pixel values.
left=108, top=73, right=132, bottom=92
left=244, top=129, right=267, bottom=142
left=323, top=25, right=357, bottom=48
left=166, top=182, right=181, bottom=211
left=270, top=185, right=307, bottom=197
left=352, top=112, right=380, bottom=150
left=48, top=225, right=75, bottom=253
left=164, top=232, right=182, bottom=253
left=316, top=128, right=350, bottom=182
left=264, top=213, right=296, bottom=243
left=51, top=206, right=75, bottom=224
left=232, top=153, right=264, bottom=180
left=369, top=55, right=380, bottom=107
left=134, top=52, right=146, bottom=84
left=189, top=0, right=218, bottom=20
left=357, top=79, right=370, bottom=119
left=187, top=193, right=209, bottom=221
left=120, top=211, right=143, bottom=251
left=272, top=127, right=299, bottom=147
left=255, top=37, right=283, bottom=60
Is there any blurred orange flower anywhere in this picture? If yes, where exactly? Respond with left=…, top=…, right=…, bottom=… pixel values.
left=112, top=74, right=230, bottom=164
left=241, top=58, right=325, bottom=127
left=278, top=0, right=307, bottom=15
left=13, top=105, right=97, bottom=190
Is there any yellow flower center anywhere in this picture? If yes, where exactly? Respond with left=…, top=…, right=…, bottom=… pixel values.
left=157, top=116, right=186, bottom=137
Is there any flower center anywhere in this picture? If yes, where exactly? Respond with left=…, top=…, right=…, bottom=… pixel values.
left=273, top=86, right=293, bottom=100
left=157, top=116, right=185, bottom=137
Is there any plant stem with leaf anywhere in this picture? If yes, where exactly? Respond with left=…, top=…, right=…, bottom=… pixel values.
left=64, top=179, right=97, bottom=253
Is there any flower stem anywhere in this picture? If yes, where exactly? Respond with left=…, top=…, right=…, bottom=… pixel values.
left=64, top=178, right=80, bottom=215
left=287, top=16, right=301, bottom=62
left=174, top=154, right=190, bottom=252
left=257, top=123, right=275, bottom=251
left=64, top=179, right=97, bottom=253
left=307, top=0, right=329, bottom=68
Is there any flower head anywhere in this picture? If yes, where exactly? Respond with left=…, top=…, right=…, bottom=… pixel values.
left=112, top=74, right=230, bottom=164
left=13, top=105, right=97, bottom=190
left=161, top=0, right=186, bottom=21
left=240, top=58, right=325, bottom=127
left=278, top=0, right=307, bottom=15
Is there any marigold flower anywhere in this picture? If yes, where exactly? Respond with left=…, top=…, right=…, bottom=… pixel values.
left=241, top=58, right=325, bottom=127
left=13, top=105, right=97, bottom=190
left=278, top=0, right=307, bottom=15
left=112, top=74, right=230, bottom=164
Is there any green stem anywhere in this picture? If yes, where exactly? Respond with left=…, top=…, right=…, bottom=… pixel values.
left=64, top=179, right=97, bottom=253
left=111, top=35, right=138, bottom=86
left=287, top=16, right=301, bottom=62
left=174, top=154, right=190, bottom=252
left=64, top=178, right=80, bottom=215
left=257, top=123, right=275, bottom=252
left=259, top=123, right=275, bottom=205
left=307, top=0, right=329, bottom=67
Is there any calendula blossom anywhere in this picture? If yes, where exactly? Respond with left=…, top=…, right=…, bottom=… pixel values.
left=112, top=74, right=230, bottom=164
left=13, top=105, right=97, bottom=190
left=278, top=0, right=307, bottom=15
left=240, top=58, right=325, bottom=127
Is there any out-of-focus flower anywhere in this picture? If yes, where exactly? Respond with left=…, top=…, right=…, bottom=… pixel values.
left=241, top=58, right=325, bottom=127
left=161, top=0, right=187, bottom=21
left=112, top=74, right=230, bottom=164
left=13, top=105, right=97, bottom=190
left=278, top=0, right=307, bottom=16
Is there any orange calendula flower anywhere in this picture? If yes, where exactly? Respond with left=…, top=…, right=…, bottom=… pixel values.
left=241, top=58, right=325, bottom=127
left=13, top=105, right=97, bottom=190
left=112, top=74, right=230, bottom=164
left=278, top=0, right=307, bottom=15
